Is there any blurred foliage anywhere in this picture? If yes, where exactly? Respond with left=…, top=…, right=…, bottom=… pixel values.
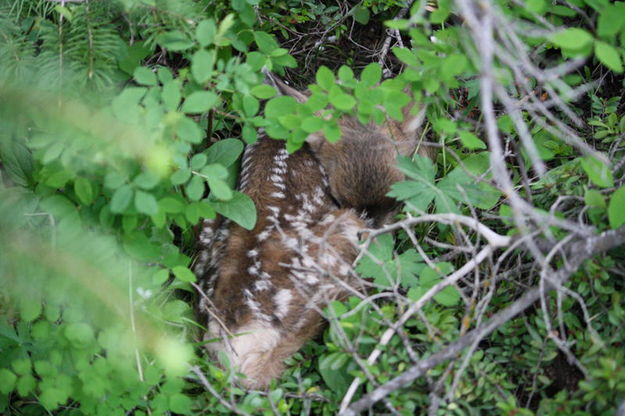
left=1, top=0, right=625, bottom=414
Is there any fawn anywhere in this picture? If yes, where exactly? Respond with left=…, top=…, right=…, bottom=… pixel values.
left=194, top=73, right=430, bottom=388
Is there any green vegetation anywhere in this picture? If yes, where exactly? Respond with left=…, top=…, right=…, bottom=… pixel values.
left=1, top=0, right=624, bottom=414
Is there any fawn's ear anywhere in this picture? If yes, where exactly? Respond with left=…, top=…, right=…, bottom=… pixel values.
left=263, top=69, right=308, bottom=103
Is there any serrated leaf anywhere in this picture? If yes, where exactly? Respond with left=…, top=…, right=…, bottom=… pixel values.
left=210, top=191, right=256, bottom=230
left=595, top=41, right=623, bottom=73
left=182, top=91, right=219, bottom=114
left=608, top=187, right=625, bottom=229
left=65, top=322, right=94, bottom=347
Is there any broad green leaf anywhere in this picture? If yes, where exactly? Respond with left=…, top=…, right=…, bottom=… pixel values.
left=597, top=4, right=625, bottom=38
left=595, top=41, right=623, bottom=73
left=329, top=93, right=356, bottom=111
left=458, top=131, right=486, bottom=150
left=171, top=168, right=191, bottom=185
left=162, top=81, right=181, bottom=111
left=242, top=95, right=259, bottom=117
left=360, top=63, right=381, bottom=86
left=253, top=31, right=279, bottom=53
left=608, top=187, right=625, bottom=229
left=196, top=19, right=216, bottom=47
left=182, top=91, right=219, bottom=114
left=191, top=49, right=215, bottom=84
left=419, top=263, right=460, bottom=306
left=186, top=175, right=205, bottom=201
left=64, top=323, right=94, bottom=347
left=581, top=156, right=613, bottom=188
left=190, top=154, right=208, bottom=170
left=584, top=189, right=606, bottom=208
left=0, top=369, right=17, bottom=394
left=301, top=116, right=324, bottom=133
left=74, top=177, right=94, bottom=205
left=135, top=190, right=158, bottom=215
left=110, top=185, right=134, bottom=213
left=176, top=117, right=203, bottom=144
left=17, top=375, right=36, bottom=396
left=265, top=96, right=297, bottom=119
left=159, top=197, right=185, bottom=213
left=205, top=139, right=244, bottom=167
left=172, top=266, right=196, bottom=283
left=441, top=54, right=468, bottom=80
left=133, top=66, right=157, bottom=86
left=550, top=28, right=593, bottom=51
left=353, top=5, right=370, bottom=24
left=210, top=191, right=256, bottom=230
left=392, top=47, right=418, bottom=66
left=316, top=66, right=335, bottom=90
left=251, top=84, right=276, bottom=99
left=157, top=31, right=193, bottom=51
left=134, top=172, right=160, bottom=190
left=208, top=177, right=233, bottom=200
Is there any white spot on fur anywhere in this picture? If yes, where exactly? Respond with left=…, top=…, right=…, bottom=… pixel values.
left=273, top=289, right=292, bottom=319
left=271, top=192, right=286, bottom=199
left=248, top=249, right=258, bottom=258
left=255, top=280, right=271, bottom=291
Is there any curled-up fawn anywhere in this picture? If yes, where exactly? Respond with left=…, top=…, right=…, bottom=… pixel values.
left=194, top=73, right=430, bottom=388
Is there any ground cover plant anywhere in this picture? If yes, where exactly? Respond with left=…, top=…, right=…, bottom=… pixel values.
left=1, top=0, right=624, bottom=414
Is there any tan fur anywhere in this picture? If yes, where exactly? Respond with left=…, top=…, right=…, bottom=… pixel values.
left=195, top=74, right=433, bottom=388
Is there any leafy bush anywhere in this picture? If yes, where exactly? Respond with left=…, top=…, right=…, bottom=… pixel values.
left=1, top=0, right=625, bottom=415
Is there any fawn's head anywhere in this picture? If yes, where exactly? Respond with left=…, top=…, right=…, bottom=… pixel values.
left=265, top=72, right=432, bottom=225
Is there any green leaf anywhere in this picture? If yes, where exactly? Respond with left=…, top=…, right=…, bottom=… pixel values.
left=196, top=19, right=216, bottom=47
left=17, top=375, right=36, bottom=396
left=392, top=47, right=418, bottom=66
left=182, top=91, right=219, bottom=114
left=172, top=266, right=196, bottom=283
left=0, top=369, right=17, bottom=394
left=608, top=187, right=625, bottom=229
left=133, top=66, right=157, bottom=86
left=353, top=5, right=370, bottom=24
left=419, top=263, right=460, bottom=306
left=330, top=93, right=356, bottom=111
left=191, top=49, right=215, bottom=84
left=65, top=322, right=94, bottom=347
left=110, top=185, right=134, bottom=213
left=205, top=139, right=244, bottom=167
left=135, top=190, right=159, bottom=215
left=581, top=156, right=614, bottom=188
left=134, top=172, right=160, bottom=190
left=595, top=41, right=623, bottom=73
left=210, top=191, right=256, bottom=230
left=301, top=116, right=324, bottom=133
left=584, top=189, right=606, bottom=208
left=360, top=63, right=381, bottom=87
left=74, top=177, right=94, bottom=205
left=171, top=168, right=191, bottom=185
left=157, top=30, right=193, bottom=51
left=316, top=66, right=335, bottom=90
left=162, top=81, right=181, bottom=111
left=186, top=175, right=205, bottom=201
left=208, top=177, right=233, bottom=200
left=550, top=28, right=593, bottom=51
left=251, top=84, right=276, bottom=99
left=190, top=154, right=208, bottom=170
left=458, top=131, right=486, bottom=150
left=159, top=197, right=185, bottom=213
left=253, top=31, right=279, bottom=54
left=597, top=4, right=625, bottom=38
left=176, top=117, right=203, bottom=144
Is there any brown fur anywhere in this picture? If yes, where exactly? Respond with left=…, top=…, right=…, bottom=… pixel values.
left=195, top=74, right=433, bottom=388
